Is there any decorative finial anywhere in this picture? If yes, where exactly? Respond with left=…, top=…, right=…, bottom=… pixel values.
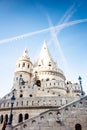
left=23, top=48, right=29, bottom=58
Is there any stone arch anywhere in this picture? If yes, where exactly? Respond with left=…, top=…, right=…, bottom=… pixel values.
left=28, top=64, right=29, bottom=68
left=5, top=114, right=8, bottom=123
left=22, top=62, right=25, bottom=67
left=75, top=124, right=82, bottom=130
left=24, top=113, right=29, bottom=120
left=46, top=78, right=49, bottom=81
left=76, top=94, right=80, bottom=97
left=49, top=112, right=53, bottom=116
left=15, top=128, right=18, bottom=130
left=40, top=116, right=44, bottom=120
left=32, top=120, right=36, bottom=124
left=29, top=94, right=32, bottom=97
left=36, top=80, right=41, bottom=87
left=0, top=115, right=3, bottom=124
left=18, top=114, right=23, bottom=123
left=18, top=63, right=20, bottom=67
left=23, top=123, right=27, bottom=128
left=20, top=94, right=23, bottom=98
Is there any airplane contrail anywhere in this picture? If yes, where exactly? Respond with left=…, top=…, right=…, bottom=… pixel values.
left=47, top=1, right=77, bottom=44
left=47, top=15, right=73, bottom=79
left=0, top=18, right=87, bottom=44
left=46, top=1, right=81, bottom=80
left=61, top=1, right=81, bottom=23
left=58, top=2, right=76, bottom=24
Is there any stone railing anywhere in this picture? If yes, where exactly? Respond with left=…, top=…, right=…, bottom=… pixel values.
left=0, top=96, right=77, bottom=109
left=12, top=95, right=87, bottom=130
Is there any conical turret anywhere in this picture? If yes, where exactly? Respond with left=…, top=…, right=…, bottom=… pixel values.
left=34, top=40, right=57, bottom=68
left=13, top=48, right=33, bottom=90
left=34, top=41, right=66, bottom=81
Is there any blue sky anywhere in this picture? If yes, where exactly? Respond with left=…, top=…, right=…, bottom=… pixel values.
left=0, top=0, right=87, bottom=97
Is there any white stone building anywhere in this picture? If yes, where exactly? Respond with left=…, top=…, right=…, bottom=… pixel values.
left=0, top=41, right=86, bottom=130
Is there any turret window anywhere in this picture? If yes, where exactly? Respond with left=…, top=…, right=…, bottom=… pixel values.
left=28, top=64, right=29, bottom=68
left=20, top=94, right=23, bottom=98
left=22, top=63, right=25, bottom=67
left=20, top=75, right=22, bottom=77
left=16, top=77, right=18, bottom=80
left=18, top=64, right=20, bottom=67
left=46, top=78, right=49, bottom=81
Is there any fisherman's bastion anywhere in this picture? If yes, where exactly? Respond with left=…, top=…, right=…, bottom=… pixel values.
left=0, top=41, right=87, bottom=130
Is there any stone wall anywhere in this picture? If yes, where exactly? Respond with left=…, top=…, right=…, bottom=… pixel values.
left=12, top=95, right=87, bottom=130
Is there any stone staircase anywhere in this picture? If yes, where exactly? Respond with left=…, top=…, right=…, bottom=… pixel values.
left=12, top=95, right=87, bottom=130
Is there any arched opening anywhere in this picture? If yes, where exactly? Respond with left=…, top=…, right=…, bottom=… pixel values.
left=36, top=80, right=41, bottom=87
left=29, top=94, right=32, bottom=97
left=20, top=94, right=23, bottom=97
left=18, top=114, right=23, bottom=123
left=24, top=113, right=29, bottom=120
left=0, top=115, right=3, bottom=124
left=5, top=114, right=8, bottom=123
left=22, top=62, right=25, bottom=67
left=28, top=64, right=29, bottom=68
left=76, top=94, right=80, bottom=97
left=18, top=64, right=20, bottom=67
left=75, top=124, right=82, bottom=130
left=46, top=78, right=49, bottom=81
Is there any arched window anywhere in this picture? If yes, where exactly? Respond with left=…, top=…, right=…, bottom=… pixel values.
left=16, top=102, right=18, bottom=106
left=18, top=64, right=20, bottom=67
left=26, top=101, right=28, bottom=106
left=40, top=116, right=44, bottom=120
left=21, top=101, right=23, bottom=106
left=36, top=80, right=41, bottom=87
left=46, top=78, right=49, bottom=81
left=75, top=124, right=82, bottom=130
left=22, top=62, right=25, bottom=67
left=18, top=114, right=23, bottom=123
left=5, top=114, right=8, bottom=123
left=0, top=115, right=3, bottom=124
left=24, top=113, right=29, bottom=120
left=29, top=94, right=32, bottom=97
left=20, top=94, right=23, bottom=98
left=28, top=64, right=29, bottom=68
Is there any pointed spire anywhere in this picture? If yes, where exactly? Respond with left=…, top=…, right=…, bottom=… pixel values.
left=43, top=40, right=47, bottom=49
left=35, top=40, right=56, bottom=68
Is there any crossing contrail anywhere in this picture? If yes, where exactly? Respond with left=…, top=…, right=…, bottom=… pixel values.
left=47, top=15, right=73, bottom=80
left=60, top=1, right=81, bottom=23
left=0, top=18, right=87, bottom=44
left=58, top=2, right=76, bottom=24
left=47, top=1, right=77, bottom=44
left=46, top=1, right=81, bottom=80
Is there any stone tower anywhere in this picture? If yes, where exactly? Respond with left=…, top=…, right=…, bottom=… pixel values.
left=12, top=48, right=33, bottom=97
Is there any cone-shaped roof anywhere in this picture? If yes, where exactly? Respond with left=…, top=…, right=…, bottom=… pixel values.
left=34, top=41, right=57, bottom=68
